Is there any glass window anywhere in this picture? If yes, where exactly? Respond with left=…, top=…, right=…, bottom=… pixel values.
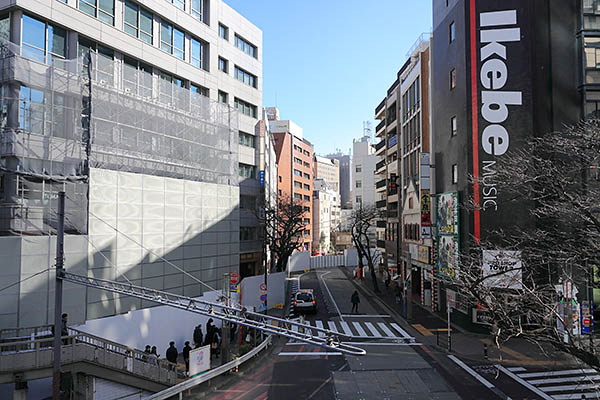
left=239, top=131, right=256, bottom=148
left=19, top=86, right=45, bottom=135
left=451, top=116, right=457, bottom=136
left=123, top=56, right=152, bottom=97
left=452, top=164, right=458, bottom=184
left=356, top=181, right=362, bottom=188
left=219, top=57, right=228, bottom=73
left=0, top=14, right=9, bottom=42
left=449, top=21, right=455, bottom=43
left=450, top=68, right=456, bottom=89
left=124, top=2, right=138, bottom=37
left=219, top=23, right=229, bottom=40
left=22, top=15, right=67, bottom=66
left=80, top=0, right=115, bottom=25
left=234, top=66, right=257, bottom=88
left=160, top=21, right=173, bottom=53
left=234, top=34, right=257, bottom=58
left=294, top=169, right=302, bottom=177
left=173, top=28, right=184, bottom=60
left=139, top=9, right=153, bottom=43
left=218, top=90, right=228, bottom=104
left=191, top=38, right=207, bottom=70
left=191, top=0, right=208, bottom=23
left=168, top=0, right=185, bottom=11
left=234, top=97, right=257, bottom=118
left=239, top=163, right=256, bottom=179
left=124, top=2, right=153, bottom=44
left=191, top=83, right=209, bottom=97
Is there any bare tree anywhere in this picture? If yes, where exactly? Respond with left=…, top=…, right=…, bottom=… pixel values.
left=455, top=121, right=600, bottom=368
left=350, top=204, right=381, bottom=293
left=262, top=195, right=308, bottom=272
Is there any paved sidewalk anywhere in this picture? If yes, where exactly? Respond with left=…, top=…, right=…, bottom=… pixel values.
left=341, top=266, right=581, bottom=368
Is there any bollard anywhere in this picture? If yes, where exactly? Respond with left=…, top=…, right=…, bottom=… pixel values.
left=483, top=343, right=488, bottom=360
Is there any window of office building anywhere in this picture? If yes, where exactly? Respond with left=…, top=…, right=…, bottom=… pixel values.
left=191, top=0, right=209, bottom=24
left=356, top=181, right=361, bottom=188
left=294, top=169, right=302, bottom=177
left=294, top=181, right=302, bottom=189
left=190, top=38, right=208, bottom=70
left=303, top=183, right=310, bottom=190
left=450, top=68, right=456, bottom=89
left=234, top=97, right=257, bottom=118
left=219, top=57, right=229, bottom=73
left=355, top=165, right=362, bottom=173
left=234, top=34, right=257, bottom=58
left=234, top=66, right=257, bottom=88
left=218, top=90, right=228, bottom=104
left=240, top=227, right=256, bottom=241
left=159, top=71, right=186, bottom=105
left=161, top=21, right=184, bottom=60
left=80, top=0, right=115, bottom=25
left=294, top=193, right=302, bottom=200
left=191, top=83, right=209, bottom=98
left=239, top=131, right=256, bottom=148
left=303, top=172, right=310, bottom=179
left=19, top=86, right=44, bottom=134
left=451, top=116, right=457, bottom=136
left=0, top=14, right=8, bottom=42
left=166, top=0, right=184, bottom=11
left=219, top=23, right=229, bottom=40
left=123, top=56, right=153, bottom=98
left=78, top=38, right=114, bottom=85
left=239, top=163, right=256, bottom=179
left=303, top=195, right=310, bottom=201
left=452, top=164, right=458, bottom=184
left=304, top=218, right=310, bottom=224
left=124, top=1, right=153, bottom=44
left=355, top=196, right=362, bottom=204
left=294, top=157, right=302, bottom=164
left=449, top=21, right=455, bottom=43
left=22, top=15, right=67, bottom=66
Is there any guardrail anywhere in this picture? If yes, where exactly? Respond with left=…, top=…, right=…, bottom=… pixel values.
left=145, top=335, right=273, bottom=400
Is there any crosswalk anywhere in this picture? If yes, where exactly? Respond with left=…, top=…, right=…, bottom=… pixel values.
left=505, top=366, right=600, bottom=399
left=289, top=319, right=415, bottom=343
left=289, top=279, right=300, bottom=316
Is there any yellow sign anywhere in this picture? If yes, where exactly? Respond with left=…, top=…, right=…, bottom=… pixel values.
left=273, top=303, right=284, bottom=309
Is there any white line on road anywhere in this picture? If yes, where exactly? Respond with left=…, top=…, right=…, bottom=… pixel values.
left=341, top=314, right=390, bottom=318
left=552, top=392, right=600, bottom=400
left=528, top=374, right=600, bottom=385
left=339, top=321, right=353, bottom=336
left=497, top=365, right=554, bottom=400
left=341, top=342, right=422, bottom=346
left=352, top=321, right=367, bottom=336
left=319, top=271, right=344, bottom=321
left=315, top=320, right=325, bottom=336
left=364, top=322, right=383, bottom=338
left=377, top=322, right=397, bottom=338
left=507, top=367, right=527, bottom=372
left=517, top=368, right=597, bottom=379
left=390, top=322, right=412, bottom=339
left=540, top=383, right=600, bottom=392
left=278, top=352, right=343, bottom=356
left=448, top=355, right=495, bottom=389
left=327, top=321, right=339, bottom=333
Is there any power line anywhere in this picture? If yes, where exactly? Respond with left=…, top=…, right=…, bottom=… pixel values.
left=0, top=268, right=51, bottom=294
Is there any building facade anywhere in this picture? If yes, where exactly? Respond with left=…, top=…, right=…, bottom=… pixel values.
left=270, top=115, right=314, bottom=252
left=314, top=155, right=341, bottom=229
left=351, top=136, right=377, bottom=209
left=326, top=150, right=352, bottom=209
left=432, top=0, right=581, bottom=324
left=312, top=178, right=339, bottom=253
left=0, top=0, right=262, bottom=328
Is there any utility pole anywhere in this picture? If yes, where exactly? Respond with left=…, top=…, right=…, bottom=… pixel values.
left=52, top=191, right=65, bottom=400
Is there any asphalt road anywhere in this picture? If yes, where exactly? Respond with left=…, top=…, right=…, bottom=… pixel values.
left=197, top=268, right=592, bottom=400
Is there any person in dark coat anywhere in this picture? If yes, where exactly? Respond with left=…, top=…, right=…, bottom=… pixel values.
left=166, top=341, right=178, bottom=364
left=204, top=318, right=214, bottom=346
left=351, top=290, right=360, bottom=314
left=193, top=324, right=203, bottom=349
left=182, top=341, right=192, bottom=375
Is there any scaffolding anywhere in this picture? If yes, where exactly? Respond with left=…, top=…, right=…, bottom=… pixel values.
left=0, top=39, right=239, bottom=235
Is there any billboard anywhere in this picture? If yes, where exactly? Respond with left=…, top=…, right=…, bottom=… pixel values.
left=470, top=0, right=534, bottom=243
left=436, top=192, right=458, bottom=235
left=482, top=250, right=522, bottom=289
left=189, top=345, right=211, bottom=376
left=437, top=235, right=459, bottom=280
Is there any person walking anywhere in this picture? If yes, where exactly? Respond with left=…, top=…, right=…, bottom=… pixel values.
left=204, top=318, right=214, bottom=346
left=149, top=345, right=159, bottom=365
left=166, top=341, right=178, bottom=365
left=351, top=290, right=360, bottom=314
left=193, top=324, right=203, bottom=349
left=182, top=341, right=192, bottom=376
left=143, top=345, right=151, bottom=362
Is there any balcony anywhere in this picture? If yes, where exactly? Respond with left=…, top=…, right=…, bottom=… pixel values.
left=375, top=98, right=386, bottom=115
left=376, top=119, right=386, bottom=133
left=375, top=139, right=386, bottom=151
left=376, top=199, right=387, bottom=209
left=377, top=220, right=386, bottom=228
left=387, top=209, right=398, bottom=218
left=375, top=159, right=386, bottom=171
left=376, top=179, right=386, bottom=189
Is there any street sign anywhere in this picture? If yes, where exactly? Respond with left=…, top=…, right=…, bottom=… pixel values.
left=259, top=282, right=267, bottom=291
left=230, top=273, right=240, bottom=285
left=260, top=294, right=267, bottom=301
left=259, top=170, right=265, bottom=187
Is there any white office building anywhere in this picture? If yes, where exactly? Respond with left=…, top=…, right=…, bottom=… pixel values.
left=352, top=136, right=378, bottom=209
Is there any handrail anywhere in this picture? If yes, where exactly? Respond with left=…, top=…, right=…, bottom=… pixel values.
left=145, top=335, right=273, bottom=400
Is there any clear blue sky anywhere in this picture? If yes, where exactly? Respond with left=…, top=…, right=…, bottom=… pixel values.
left=224, top=1, right=432, bottom=156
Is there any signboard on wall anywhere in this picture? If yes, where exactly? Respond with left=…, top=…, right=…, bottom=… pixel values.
left=436, top=192, right=458, bottom=235
left=482, top=250, right=522, bottom=289
left=189, top=345, right=211, bottom=376
left=437, top=236, right=459, bottom=280
left=436, top=191, right=459, bottom=280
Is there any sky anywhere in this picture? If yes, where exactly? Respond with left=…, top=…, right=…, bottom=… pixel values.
left=224, top=0, right=433, bottom=157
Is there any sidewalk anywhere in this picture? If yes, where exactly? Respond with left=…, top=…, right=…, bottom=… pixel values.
left=341, top=266, right=580, bottom=368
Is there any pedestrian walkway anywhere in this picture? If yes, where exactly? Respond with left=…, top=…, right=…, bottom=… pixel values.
left=501, top=366, right=600, bottom=399
left=299, top=319, right=415, bottom=343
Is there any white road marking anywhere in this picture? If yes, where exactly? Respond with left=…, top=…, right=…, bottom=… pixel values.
left=327, top=321, right=339, bottom=333
left=507, top=366, right=527, bottom=372
left=341, top=314, right=390, bottom=318
left=339, top=321, right=353, bottom=336
left=352, top=321, right=367, bottom=336
left=315, top=320, right=325, bottom=336
left=540, top=383, right=600, bottom=392
left=364, top=322, right=383, bottom=338
left=390, top=322, right=412, bottom=339
left=319, top=271, right=344, bottom=321
left=291, top=325, right=298, bottom=333
left=528, top=375, right=600, bottom=385
left=377, top=322, right=397, bottom=338
left=279, top=352, right=342, bottom=356
left=497, top=365, right=553, bottom=400
left=552, top=392, right=600, bottom=400
left=517, top=369, right=597, bottom=379
left=448, top=355, right=495, bottom=389
left=341, top=342, right=422, bottom=346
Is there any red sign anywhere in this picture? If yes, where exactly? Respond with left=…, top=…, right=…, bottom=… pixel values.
left=584, top=318, right=591, bottom=327
left=259, top=283, right=267, bottom=292
left=230, top=273, right=239, bottom=285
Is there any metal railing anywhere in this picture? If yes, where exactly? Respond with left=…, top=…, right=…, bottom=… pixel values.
left=376, top=199, right=387, bottom=209
left=376, top=179, right=386, bottom=189
left=375, top=139, right=386, bottom=151
left=146, top=336, right=273, bottom=400
left=376, top=119, right=386, bottom=133
left=0, top=325, right=178, bottom=385
left=376, top=159, right=386, bottom=171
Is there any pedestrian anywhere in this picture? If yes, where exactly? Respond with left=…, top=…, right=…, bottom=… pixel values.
left=150, top=345, right=159, bottom=365
left=211, top=328, right=221, bottom=359
left=204, top=318, right=214, bottom=346
left=52, top=313, right=70, bottom=344
left=143, top=345, right=151, bottom=362
left=166, top=341, right=178, bottom=365
left=230, top=323, right=237, bottom=344
left=351, top=290, right=360, bottom=314
left=150, top=345, right=159, bottom=358
left=182, top=341, right=192, bottom=375
left=193, top=324, right=203, bottom=349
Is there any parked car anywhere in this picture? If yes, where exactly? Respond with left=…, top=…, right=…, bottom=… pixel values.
left=294, top=289, right=317, bottom=314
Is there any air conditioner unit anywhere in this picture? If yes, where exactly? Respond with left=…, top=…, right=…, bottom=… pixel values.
left=99, top=79, right=106, bottom=85
left=124, top=88, right=131, bottom=94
